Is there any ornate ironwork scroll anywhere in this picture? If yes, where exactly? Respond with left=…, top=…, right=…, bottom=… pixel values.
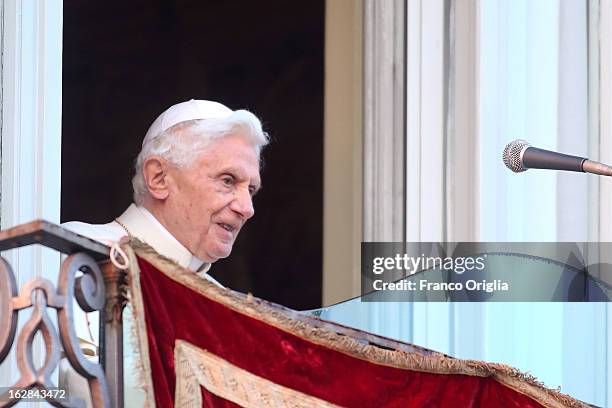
left=0, top=253, right=111, bottom=407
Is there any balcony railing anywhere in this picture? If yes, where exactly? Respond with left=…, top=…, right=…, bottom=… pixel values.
left=0, top=220, right=125, bottom=407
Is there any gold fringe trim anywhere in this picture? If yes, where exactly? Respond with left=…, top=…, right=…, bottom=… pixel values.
left=123, top=240, right=590, bottom=408
left=124, top=242, right=157, bottom=408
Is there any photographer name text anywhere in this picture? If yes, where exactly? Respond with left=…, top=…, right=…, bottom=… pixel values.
left=372, top=279, right=509, bottom=293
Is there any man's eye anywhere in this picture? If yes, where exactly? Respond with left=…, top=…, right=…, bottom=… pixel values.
left=222, top=176, right=234, bottom=186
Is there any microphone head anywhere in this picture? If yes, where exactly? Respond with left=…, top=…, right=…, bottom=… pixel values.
left=503, top=139, right=531, bottom=172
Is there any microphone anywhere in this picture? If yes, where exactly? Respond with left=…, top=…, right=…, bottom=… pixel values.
left=502, top=140, right=612, bottom=177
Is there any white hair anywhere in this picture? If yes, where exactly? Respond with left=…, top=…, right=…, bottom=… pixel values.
left=132, top=109, right=269, bottom=205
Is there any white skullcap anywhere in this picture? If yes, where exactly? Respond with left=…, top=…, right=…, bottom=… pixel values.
left=143, top=99, right=234, bottom=145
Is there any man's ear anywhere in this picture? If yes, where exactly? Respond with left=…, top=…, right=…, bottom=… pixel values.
left=142, top=156, right=170, bottom=200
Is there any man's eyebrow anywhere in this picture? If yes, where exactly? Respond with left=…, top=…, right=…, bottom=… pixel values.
left=218, top=167, right=248, bottom=179
left=219, top=167, right=261, bottom=188
left=219, top=167, right=242, bottom=175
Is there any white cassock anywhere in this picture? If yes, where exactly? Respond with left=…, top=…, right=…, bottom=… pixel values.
left=61, top=204, right=222, bottom=407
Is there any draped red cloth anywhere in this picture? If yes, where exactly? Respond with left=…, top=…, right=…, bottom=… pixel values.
left=129, top=253, right=567, bottom=408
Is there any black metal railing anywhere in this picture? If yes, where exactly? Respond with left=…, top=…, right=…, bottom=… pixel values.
left=0, top=220, right=125, bottom=408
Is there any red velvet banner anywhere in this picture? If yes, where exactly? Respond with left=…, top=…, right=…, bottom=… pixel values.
left=127, top=248, right=581, bottom=408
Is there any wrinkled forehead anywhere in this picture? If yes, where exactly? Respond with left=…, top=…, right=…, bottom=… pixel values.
left=192, top=134, right=262, bottom=177
left=193, top=129, right=260, bottom=155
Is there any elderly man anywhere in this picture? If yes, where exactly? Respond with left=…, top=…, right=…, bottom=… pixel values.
left=64, top=99, right=268, bottom=275
left=61, top=99, right=268, bottom=406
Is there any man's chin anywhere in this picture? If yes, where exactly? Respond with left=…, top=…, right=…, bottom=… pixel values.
left=201, top=245, right=233, bottom=263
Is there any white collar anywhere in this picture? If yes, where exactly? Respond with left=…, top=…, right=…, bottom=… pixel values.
left=116, top=204, right=211, bottom=273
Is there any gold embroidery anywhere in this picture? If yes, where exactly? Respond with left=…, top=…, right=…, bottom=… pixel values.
left=174, top=340, right=339, bottom=408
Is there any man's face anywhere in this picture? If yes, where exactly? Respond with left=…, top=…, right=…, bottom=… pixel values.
left=164, top=133, right=261, bottom=262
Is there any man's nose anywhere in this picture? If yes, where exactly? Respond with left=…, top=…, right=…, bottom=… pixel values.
left=231, top=188, right=255, bottom=220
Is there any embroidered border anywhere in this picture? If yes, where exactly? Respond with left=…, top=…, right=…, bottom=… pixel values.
left=174, top=340, right=339, bottom=407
